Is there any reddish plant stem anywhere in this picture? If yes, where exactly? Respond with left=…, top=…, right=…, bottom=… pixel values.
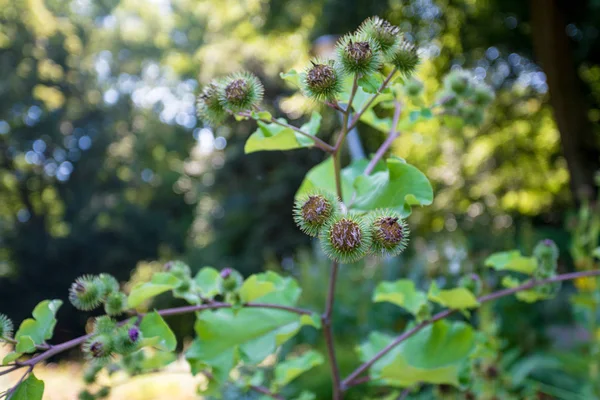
left=341, top=268, right=600, bottom=390
left=238, top=111, right=334, bottom=153
left=250, top=384, right=284, bottom=399
left=17, top=302, right=312, bottom=368
left=347, top=68, right=397, bottom=132
left=363, top=101, right=403, bottom=176
left=322, top=75, right=361, bottom=399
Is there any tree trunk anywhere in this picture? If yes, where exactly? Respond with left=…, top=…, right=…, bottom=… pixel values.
left=530, top=0, right=600, bottom=202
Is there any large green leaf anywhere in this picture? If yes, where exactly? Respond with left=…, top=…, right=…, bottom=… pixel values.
left=272, top=350, right=324, bottom=389
left=239, top=271, right=301, bottom=305
left=245, top=119, right=308, bottom=154
left=353, top=158, right=434, bottom=217
left=9, top=373, right=44, bottom=400
left=484, top=251, right=537, bottom=275
left=373, top=280, right=429, bottom=317
left=14, top=300, right=62, bottom=352
left=139, top=311, right=177, bottom=352
left=194, top=267, right=223, bottom=298
left=186, top=307, right=316, bottom=382
left=428, top=282, right=479, bottom=310
left=127, top=273, right=180, bottom=308
left=295, top=157, right=369, bottom=203
left=359, top=320, right=475, bottom=387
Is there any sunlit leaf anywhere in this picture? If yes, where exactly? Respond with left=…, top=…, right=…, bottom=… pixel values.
left=373, top=280, right=429, bottom=316
left=2, top=352, right=22, bottom=365
left=139, top=311, right=177, bottom=352
left=15, top=336, right=36, bottom=353
left=251, top=111, right=273, bottom=120
left=501, top=276, right=552, bottom=303
left=428, top=282, right=479, bottom=310
left=245, top=117, right=319, bottom=153
left=14, top=300, right=62, bottom=350
left=127, top=273, right=180, bottom=309
left=194, top=267, right=223, bottom=298
left=485, top=251, right=537, bottom=275
left=140, top=350, right=177, bottom=371
left=239, top=271, right=301, bottom=305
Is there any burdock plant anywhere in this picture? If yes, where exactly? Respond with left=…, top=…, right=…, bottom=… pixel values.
left=5, top=15, right=598, bottom=400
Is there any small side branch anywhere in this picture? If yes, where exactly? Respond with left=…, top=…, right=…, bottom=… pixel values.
left=347, top=68, right=397, bottom=132
left=249, top=384, right=284, bottom=400
left=341, top=269, right=600, bottom=390
left=363, top=101, right=403, bottom=176
left=238, top=111, right=335, bottom=153
left=17, top=302, right=313, bottom=368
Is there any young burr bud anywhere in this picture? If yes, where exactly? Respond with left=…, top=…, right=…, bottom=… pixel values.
left=0, top=313, right=14, bottom=340
left=104, top=291, right=127, bottom=316
left=444, top=70, right=472, bottom=95
left=83, top=334, right=114, bottom=362
left=389, top=38, right=420, bottom=77
left=69, top=275, right=103, bottom=311
left=197, top=80, right=228, bottom=125
left=320, top=214, right=372, bottom=263
left=219, top=72, right=264, bottom=112
left=404, top=78, right=424, bottom=97
left=93, top=316, right=117, bottom=334
left=294, top=191, right=339, bottom=237
left=82, top=361, right=104, bottom=384
left=96, top=387, right=110, bottom=398
left=335, top=33, right=382, bottom=76
left=460, top=105, right=485, bottom=126
left=458, top=273, right=482, bottom=296
left=302, top=59, right=344, bottom=101
left=358, top=16, right=401, bottom=58
left=165, top=260, right=192, bottom=280
left=78, top=390, right=95, bottom=400
left=469, top=82, right=495, bottom=106
left=114, top=326, right=142, bottom=355
left=533, top=239, right=559, bottom=275
left=436, top=90, right=459, bottom=108
left=366, top=210, right=410, bottom=256
left=220, top=268, right=243, bottom=292
left=97, top=273, right=119, bottom=298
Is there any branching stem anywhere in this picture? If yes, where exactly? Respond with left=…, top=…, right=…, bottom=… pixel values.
left=341, top=268, right=600, bottom=390
left=347, top=68, right=397, bottom=132
left=238, top=111, right=334, bottom=153
left=13, top=302, right=312, bottom=369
